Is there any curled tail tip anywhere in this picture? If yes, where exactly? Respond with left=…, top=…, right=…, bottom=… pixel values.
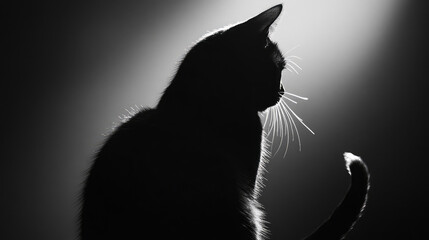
left=344, top=152, right=362, bottom=163
left=343, top=152, right=368, bottom=175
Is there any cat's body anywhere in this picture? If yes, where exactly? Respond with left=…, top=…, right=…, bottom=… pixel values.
left=82, top=106, right=265, bottom=239
left=80, top=5, right=369, bottom=240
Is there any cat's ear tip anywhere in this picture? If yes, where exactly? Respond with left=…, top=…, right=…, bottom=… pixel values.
left=274, top=3, right=283, bottom=10
left=261, top=4, right=283, bottom=23
left=236, top=3, right=283, bottom=35
left=269, top=4, right=283, bottom=14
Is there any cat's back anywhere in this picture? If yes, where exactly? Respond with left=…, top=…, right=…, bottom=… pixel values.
left=84, top=107, right=185, bottom=194
left=90, top=108, right=161, bottom=172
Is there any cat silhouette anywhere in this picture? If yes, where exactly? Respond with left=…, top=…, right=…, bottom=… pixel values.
left=80, top=4, right=369, bottom=240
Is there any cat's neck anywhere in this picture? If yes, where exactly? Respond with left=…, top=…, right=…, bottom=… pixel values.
left=156, top=78, right=264, bottom=189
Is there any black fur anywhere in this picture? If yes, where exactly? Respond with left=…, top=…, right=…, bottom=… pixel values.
left=80, top=5, right=369, bottom=240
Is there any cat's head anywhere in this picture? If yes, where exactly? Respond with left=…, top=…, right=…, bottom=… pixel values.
left=160, top=4, right=285, bottom=113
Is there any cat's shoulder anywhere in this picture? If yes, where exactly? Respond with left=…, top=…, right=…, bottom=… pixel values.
left=102, top=108, right=160, bottom=147
left=117, top=107, right=159, bottom=130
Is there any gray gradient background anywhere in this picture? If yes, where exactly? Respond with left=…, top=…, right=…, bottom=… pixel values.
left=4, top=0, right=427, bottom=239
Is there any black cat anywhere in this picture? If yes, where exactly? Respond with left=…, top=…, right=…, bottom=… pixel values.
left=80, top=4, right=369, bottom=240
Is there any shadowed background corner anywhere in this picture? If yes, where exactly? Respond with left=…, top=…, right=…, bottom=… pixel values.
left=4, top=0, right=427, bottom=239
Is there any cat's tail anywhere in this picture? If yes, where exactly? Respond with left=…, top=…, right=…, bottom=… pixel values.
left=303, top=152, right=370, bottom=240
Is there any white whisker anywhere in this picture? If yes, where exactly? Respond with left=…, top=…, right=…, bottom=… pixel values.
left=284, top=102, right=315, bottom=135
left=276, top=106, right=282, bottom=135
left=281, top=96, right=298, bottom=104
left=285, top=55, right=302, bottom=60
left=286, top=63, right=299, bottom=75
left=281, top=102, right=291, bottom=154
left=276, top=100, right=290, bottom=155
left=285, top=105, right=302, bottom=152
left=265, top=108, right=275, bottom=149
left=271, top=107, right=278, bottom=150
left=283, top=91, right=309, bottom=100
left=274, top=105, right=279, bottom=137
left=279, top=100, right=295, bottom=142
left=265, top=109, right=274, bottom=137
left=287, top=60, right=302, bottom=71
left=275, top=105, right=281, bottom=140
left=273, top=104, right=285, bottom=156
left=280, top=100, right=296, bottom=154
left=280, top=100, right=302, bottom=151
left=262, top=109, right=270, bottom=129
left=284, top=45, right=301, bottom=55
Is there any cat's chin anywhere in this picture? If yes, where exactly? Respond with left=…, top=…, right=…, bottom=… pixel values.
left=279, top=84, right=285, bottom=96
left=271, top=85, right=285, bottom=106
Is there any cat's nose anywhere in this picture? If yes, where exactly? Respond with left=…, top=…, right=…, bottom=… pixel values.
left=279, top=83, right=285, bottom=95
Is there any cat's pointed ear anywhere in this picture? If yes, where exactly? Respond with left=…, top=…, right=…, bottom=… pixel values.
left=240, top=4, right=283, bottom=35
